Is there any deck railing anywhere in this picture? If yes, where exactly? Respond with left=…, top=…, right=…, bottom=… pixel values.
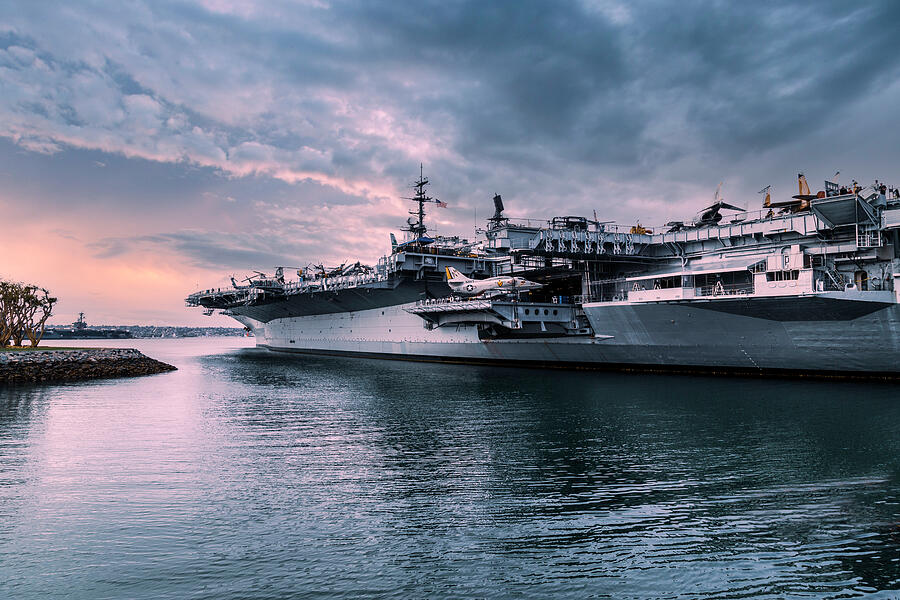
left=694, top=283, right=754, bottom=297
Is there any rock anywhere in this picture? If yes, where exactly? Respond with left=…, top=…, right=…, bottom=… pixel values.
left=0, top=348, right=177, bottom=384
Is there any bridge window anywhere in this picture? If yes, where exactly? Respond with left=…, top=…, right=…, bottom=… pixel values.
left=650, top=276, right=681, bottom=290
left=766, top=270, right=800, bottom=282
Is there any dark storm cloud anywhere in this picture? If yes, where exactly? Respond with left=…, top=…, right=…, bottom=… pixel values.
left=3, top=0, right=900, bottom=267
left=346, top=0, right=628, bottom=137
left=87, top=230, right=308, bottom=271
left=5, top=1, right=899, bottom=180
left=249, top=0, right=896, bottom=175
left=635, top=1, right=900, bottom=157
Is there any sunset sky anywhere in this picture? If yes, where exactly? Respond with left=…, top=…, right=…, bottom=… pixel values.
left=2, top=0, right=899, bottom=326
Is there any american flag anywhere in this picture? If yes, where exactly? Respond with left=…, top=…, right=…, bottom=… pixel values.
left=436, top=200, right=447, bottom=208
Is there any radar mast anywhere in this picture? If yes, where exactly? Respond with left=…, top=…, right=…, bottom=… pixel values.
left=404, top=164, right=438, bottom=240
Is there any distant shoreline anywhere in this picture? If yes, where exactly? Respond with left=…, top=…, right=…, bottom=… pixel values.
left=43, top=325, right=248, bottom=339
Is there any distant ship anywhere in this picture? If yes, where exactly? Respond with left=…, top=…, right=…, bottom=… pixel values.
left=44, top=313, right=133, bottom=339
left=187, top=169, right=900, bottom=378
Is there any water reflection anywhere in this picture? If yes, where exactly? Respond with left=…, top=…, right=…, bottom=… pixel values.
left=1, top=339, right=898, bottom=598
left=215, top=349, right=900, bottom=595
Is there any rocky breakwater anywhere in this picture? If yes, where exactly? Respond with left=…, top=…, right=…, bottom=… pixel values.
left=0, top=348, right=177, bottom=384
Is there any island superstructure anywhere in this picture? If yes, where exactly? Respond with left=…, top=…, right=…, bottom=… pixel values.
left=187, top=171, right=900, bottom=377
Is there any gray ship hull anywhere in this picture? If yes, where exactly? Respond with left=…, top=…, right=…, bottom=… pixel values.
left=581, top=297, right=900, bottom=375
left=190, top=171, right=900, bottom=379
left=232, top=296, right=900, bottom=378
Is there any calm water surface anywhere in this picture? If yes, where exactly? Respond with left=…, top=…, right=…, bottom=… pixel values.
left=1, top=338, right=899, bottom=599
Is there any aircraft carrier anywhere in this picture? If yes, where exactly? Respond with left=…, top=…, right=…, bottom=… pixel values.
left=43, top=313, right=133, bottom=339
left=187, top=170, right=900, bottom=378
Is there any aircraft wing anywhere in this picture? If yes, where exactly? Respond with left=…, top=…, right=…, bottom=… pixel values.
left=768, top=199, right=803, bottom=208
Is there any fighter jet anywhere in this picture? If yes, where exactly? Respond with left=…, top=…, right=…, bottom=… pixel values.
left=445, top=267, right=543, bottom=296
left=691, top=201, right=745, bottom=227
left=690, top=182, right=745, bottom=227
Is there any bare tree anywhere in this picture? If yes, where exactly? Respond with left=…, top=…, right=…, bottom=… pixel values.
left=9, top=285, right=28, bottom=347
left=23, top=286, right=57, bottom=347
left=0, top=280, right=57, bottom=347
left=0, top=281, right=15, bottom=347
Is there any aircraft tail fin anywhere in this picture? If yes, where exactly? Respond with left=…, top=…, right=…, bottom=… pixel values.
left=798, top=173, right=810, bottom=196
left=445, top=266, right=468, bottom=282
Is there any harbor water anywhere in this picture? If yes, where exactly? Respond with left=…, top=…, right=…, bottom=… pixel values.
left=1, top=338, right=899, bottom=599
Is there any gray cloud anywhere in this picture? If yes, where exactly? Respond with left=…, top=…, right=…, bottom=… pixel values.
left=85, top=231, right=283, bottom=269
left=3, top=0, right=900, bottom=273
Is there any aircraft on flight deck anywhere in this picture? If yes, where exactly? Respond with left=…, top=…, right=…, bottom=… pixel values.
left=445, top=267, right=543, bottom=297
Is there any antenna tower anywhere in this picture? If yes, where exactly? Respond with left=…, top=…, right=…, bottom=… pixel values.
left=405, top=164, right=437, bottom=239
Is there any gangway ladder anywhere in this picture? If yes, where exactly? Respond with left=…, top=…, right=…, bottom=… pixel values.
left=824, top=264, right=844, bottom=290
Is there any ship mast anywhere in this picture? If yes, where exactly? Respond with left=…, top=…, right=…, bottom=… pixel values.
left=405, top=164, right=437, bottom=240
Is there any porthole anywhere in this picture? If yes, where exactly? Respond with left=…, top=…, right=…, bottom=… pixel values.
left=553, top=309, right=558, bottom=315
left=544, top=309, right=549, bottom=315
left=524, top=309, right=530, bottom=315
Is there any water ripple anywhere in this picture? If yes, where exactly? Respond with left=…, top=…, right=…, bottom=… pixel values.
left=1, top=338, right=899, bottom=599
